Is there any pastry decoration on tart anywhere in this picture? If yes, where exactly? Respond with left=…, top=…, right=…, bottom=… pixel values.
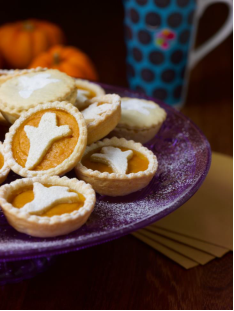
left=109, top=97, right=167, bottom=144
left=80, top=94, right=121, bottom=145
left=0, top=176, right=96, bottom=237
left=75, top=137, right=157, bottom=196
left=0, top=142, right=10, bottom=184
left=75, top=79, right=105, bottom=110
left=0, top=68, right=77, bottom=124
left=4, top=101, right=87, bottom=177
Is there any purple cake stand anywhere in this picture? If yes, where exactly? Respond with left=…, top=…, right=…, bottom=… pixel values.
left=0, top=84, right=211, bottom=284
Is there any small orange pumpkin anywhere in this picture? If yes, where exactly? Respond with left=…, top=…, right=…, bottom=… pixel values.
left=0, top=19, right=65, bottom=69
left=29, top=45, right=98, bottom=81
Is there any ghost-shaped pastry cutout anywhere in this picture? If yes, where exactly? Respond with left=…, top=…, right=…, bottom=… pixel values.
left=18, top=73, right=60, bottom=99
left=91, top=146, right=133, bottom=174
left=24, top=112, right=71, bottom=170
left=21, top=182, right=79, bottom=216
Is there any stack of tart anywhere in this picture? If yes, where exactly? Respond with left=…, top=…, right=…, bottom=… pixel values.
left=0, top=68, right=166, bottom=237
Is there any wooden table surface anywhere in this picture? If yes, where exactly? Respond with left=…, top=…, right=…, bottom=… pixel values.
left=0, top=1, right=232, bottom=309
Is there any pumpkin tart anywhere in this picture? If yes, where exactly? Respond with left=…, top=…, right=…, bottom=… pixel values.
left=109, top=97, right=167, bottom=144
left=4, top=101, right=87, bottom=177
left=75, top=137, right=157, bottom=196
left=0, top=176, right=96, bottom=237
left=0, top=68, right=77, bottom=123
left=80, top=94, right=121, bottom=145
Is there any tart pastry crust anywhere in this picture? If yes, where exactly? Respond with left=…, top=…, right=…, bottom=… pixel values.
left=0, top=69, right=20, bottom=86
left=109, top=97, right=167, bottom=144
left=75, top=79, right=105, bottom=110
left=110, top=124, right=163, bottom=144
left=0, top=142, right=10, bottom=184
left=4, top=101, right=87, bottom=177
left=0, top=69, right=77, bottom=124
left=0, top=69, right=19, bottom=76
left=0, top=176, right=96, bottom=237
left=0, top=67, right=46, bottom=85
left=75, top=137, right=158, bottom=196
left=82, top=94, right=121, bottom=145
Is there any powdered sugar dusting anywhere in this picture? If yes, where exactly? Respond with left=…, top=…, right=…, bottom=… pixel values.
left=82, top=102, right=112, bottom=122
left=18, top=73, right=60, bottom=99
left=121, top=98, right=155, bottom=115
left=0, top=87, right=210, bottom=260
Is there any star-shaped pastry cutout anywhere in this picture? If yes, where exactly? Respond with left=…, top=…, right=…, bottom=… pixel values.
left=24, top=112, right=71, bottom=170
left=18, top=73, right=60, bottom=99
left=21, top=182, right=79, bottom=215
left=91, top=146, right=133, bottom=174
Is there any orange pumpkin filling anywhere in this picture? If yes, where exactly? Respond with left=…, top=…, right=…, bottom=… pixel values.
left=10, top=186, right=85, bottom=217
left=0, top=152, right=4, bottom=169
left=77, top=86, right=96, bottom=99
left=12, top=109, right=79, bottom=171
left=82, top=147, right=149, bottom=174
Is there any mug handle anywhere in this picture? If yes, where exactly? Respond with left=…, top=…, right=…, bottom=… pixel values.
left=189, top=0, right=233, bottom=69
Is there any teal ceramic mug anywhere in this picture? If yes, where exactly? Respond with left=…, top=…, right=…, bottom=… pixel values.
left=124, top=0, right=233, bottom=108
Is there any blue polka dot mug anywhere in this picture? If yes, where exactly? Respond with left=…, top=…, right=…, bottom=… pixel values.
left=123, top=0, right=233, bottom=108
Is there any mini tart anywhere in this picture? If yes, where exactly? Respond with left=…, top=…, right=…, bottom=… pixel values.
left=0, top=142, right=10, bottom=184
left=75, top=79, right=105, bottom=110
left=109, top=97, right=167, bottom=144
left=81, top=94, right=121, bottom=145
left=0, top=176, right=96, bottom=237
left=4, top=101, right=87, bottom=178
left=75, top=137, right=158, bottom=196
left=0, top=68, right=77, bottom=124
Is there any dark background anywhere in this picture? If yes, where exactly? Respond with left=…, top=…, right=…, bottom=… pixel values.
left=1, top=0, right=128, bottom=86
left=0, top=1, right=233, bottom=309
left=1, top=0, right=232, bottom=155
left=0, top=0, right=232, bottom=89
